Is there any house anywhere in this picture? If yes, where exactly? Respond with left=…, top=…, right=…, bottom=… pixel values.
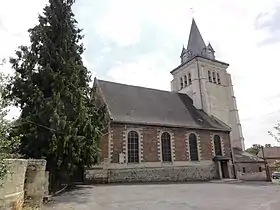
left=234, top=147, right=267, bottom=181
left=257, top=144, right=280, bottom=173
left=86, top=19, right=246, bottom=183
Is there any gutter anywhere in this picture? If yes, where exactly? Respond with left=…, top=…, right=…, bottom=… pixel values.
left=112, top=120, right=230, bottom=132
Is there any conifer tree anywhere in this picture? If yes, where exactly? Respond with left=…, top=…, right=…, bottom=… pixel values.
left=7, top=0, right=105, bottom=190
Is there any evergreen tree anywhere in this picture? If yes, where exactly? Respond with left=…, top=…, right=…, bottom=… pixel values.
left=7, top=0, right=105, bottom=190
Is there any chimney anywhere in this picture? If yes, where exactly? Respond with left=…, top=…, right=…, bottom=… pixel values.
left=265, top=144, right=271, bottom=148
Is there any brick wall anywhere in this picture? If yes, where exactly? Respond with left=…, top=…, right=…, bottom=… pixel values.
left=99, top=132, right=108, bottom=163
left=173, top=128, right=188, bottom=161
left=99, top=123, right=231, bottom=164
left=199, top=131, right=212, bottom=160
left=221, top=132, right=231, bottom=157
left=143, top=126, right=158, bottom=162
left=111, top=123, right=124, bottom=163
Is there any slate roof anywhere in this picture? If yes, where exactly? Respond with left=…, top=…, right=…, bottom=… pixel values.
left=96, top=79, right=230, bottom=131
left=233, top=148, right=264, bottom=163
left=257, top=147, right=280, bottom=158
left=186, top=19, right=206, bottom=56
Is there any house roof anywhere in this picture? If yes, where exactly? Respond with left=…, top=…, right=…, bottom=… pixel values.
left=233, top=148, right=264, bottom=163
left=95, top=79, right=230, bottom=131
left=257, top=147, right=280, bottom=158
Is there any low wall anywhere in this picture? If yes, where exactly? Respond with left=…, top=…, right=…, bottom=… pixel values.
left=0, top=159, right=47, bottom=210
left=237, top=171, right=267, bottom=181
left=24, top=159, right=47, bottom=209
left=0, top=159, right=28, bottom=210
left=86, top=165, right=216, bottom=184
left=235, top=162, right=267, bottom=181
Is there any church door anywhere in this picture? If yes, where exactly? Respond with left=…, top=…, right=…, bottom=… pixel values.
left=221, top=161, right=229, bottom=178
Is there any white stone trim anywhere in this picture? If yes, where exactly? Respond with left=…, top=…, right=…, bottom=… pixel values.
left=171, top=132, right=176, bottom=161
left=156, top=130, right=161, bottom=161
left=157, top=129, right=174, bottom=162
left=124, top=127, right=142, bottom=164
left=186, top=132, right=201, bottom=161
left=108, top=126, right=113, bottom=163
left=122, top=125, right=127, bottom=162
left=210, top=133, right=215, bottom=157
left=139, top=128, right=144, bottom=162
left=185, top=133, right=189, bottom=160
left=210, top=133, right=225, bottom=156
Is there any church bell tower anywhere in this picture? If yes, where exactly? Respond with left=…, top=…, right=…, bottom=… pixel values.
left=170, top=19, right=245, bottom=151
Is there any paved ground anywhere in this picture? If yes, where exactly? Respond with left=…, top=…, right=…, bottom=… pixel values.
left=43, top=182, right=280, bottom=210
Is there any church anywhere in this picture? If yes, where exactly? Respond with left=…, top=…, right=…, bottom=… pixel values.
left=87, top=19, right=246, bottom=183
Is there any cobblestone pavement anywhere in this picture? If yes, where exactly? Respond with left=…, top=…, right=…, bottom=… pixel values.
left=43, top=182, right=280, bottom=210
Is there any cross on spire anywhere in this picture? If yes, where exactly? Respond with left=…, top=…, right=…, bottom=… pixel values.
left=190, top=8, right=195, bottom=18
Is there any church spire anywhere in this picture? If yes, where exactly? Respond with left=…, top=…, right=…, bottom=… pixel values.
left=181, top=19, right=216, bottom=63
left=186, top=19, right=206, bottom=57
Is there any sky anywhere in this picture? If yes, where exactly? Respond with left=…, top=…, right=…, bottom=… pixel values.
left=0, top=0, right=280, bottom=148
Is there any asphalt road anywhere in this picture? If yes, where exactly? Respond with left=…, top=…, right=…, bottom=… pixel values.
left=44, top=182, right=280, bottom=210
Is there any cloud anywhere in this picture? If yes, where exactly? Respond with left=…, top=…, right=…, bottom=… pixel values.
left=1, top=0, right=280, bottom=149
left=255, top=2, right=280, bottom=46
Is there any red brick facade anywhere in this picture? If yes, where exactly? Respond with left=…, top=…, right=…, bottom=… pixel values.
left=98, top=122, right=232, bottom=164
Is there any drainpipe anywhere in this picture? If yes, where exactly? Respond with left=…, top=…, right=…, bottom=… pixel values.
left=196, top=57, right=204, bottom=110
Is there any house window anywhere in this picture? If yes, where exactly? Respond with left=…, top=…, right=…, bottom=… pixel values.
left=214, top=135, right=222, bottom=156
left=189, top=133, right=199, bottom=161
left=242, top=167, right=246, bottom=173
left=208, top=71, right=212, bottom=82
left=161, top=132, right=172, bottom=162
left=259, top=166, right=262, bottom=172
left=217, top=73, right=221, bottom=85
left=184, top=75, right=188, bottom=87
left=127, top=131, right=139, bottom=163
left=212, top=72, right=216, bottom=83
left=180, top=77, right=183, bottom=89
left=188, top=73, right=192, bottom=85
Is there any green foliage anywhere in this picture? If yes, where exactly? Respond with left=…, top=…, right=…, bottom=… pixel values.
left=245, top=144, right=262, bottom=155
left=6, top=0, right=105, bottom=190
left=0, top=60, right=21, bottom=181
left=268, top=122, right=280, bottom=143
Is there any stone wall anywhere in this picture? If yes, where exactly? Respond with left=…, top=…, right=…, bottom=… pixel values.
left=86, top=164, right=217, bottom=184
left=237, top=171, right=267, bottom=181
left=235, top=162, right=267, bottom=181
left=0, top=159, right=28, bottom=210
left=24, top=159, right=47, bottom=209
left=0, top=159, right=47, bottom=210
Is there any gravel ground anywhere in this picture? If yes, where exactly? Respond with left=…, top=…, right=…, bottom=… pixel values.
left=43, top=182, right=280, bottom=210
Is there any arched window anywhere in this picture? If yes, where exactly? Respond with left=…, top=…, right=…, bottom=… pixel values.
left=208, top=71, right=212, bottom=82
left=217, top=73, right=221, bottom=85
left=127, top=131, right=139, bottom=163
left=180, top=77, right=183, bottom=89
left=188, top=73, right=192, bottom=85
left=184, top=75, right=188, bottom=87
left=212, top=72, right=216, bottom=83
left=214, top=135, right=222, bottom=156
left=161, top=132, right=172, bottom=162
left=189, top=133, right=198, bottom=161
